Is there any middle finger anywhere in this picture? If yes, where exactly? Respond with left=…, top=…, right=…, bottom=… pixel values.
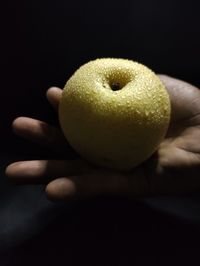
left=6, top=159, right=92, bottom=184
left=12, top=117, right=72, bottom=154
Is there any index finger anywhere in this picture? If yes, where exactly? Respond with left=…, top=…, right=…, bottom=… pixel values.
left=46, top=87, right=63, bottom=112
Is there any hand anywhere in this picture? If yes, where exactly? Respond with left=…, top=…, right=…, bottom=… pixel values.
left=5, top=76, right=200, bottom=201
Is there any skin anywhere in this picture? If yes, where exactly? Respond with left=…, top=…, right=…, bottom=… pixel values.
left=5, top=75, right=200, bottom=202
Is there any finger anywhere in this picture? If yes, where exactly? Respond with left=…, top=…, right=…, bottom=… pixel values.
left=45, top=167, right=150, bottom=201
left=158, top=74, right=200, bottom=123
left=46, top=87, right=62, bottom=112
left=12, top=117, right=69, bottom=152
left=5, top=159, right=91, bottom=184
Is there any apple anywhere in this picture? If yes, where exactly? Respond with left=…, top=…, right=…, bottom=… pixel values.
left=59, top=58, right=171, bottom=171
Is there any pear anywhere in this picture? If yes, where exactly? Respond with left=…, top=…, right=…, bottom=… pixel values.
left=59, top=58, right=171, bottom=171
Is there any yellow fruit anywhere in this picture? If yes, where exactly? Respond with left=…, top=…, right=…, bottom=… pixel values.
left=59, top=58, right=171, bottom=171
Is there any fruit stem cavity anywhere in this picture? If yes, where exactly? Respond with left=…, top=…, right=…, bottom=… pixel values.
left=111, top=82, right=121, bottom=91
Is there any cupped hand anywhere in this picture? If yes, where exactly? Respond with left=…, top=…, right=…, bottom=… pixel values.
left=5, top=76, right=200, bottom=201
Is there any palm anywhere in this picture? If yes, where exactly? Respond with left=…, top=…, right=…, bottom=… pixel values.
left=6, top=75, right=200, bottom=201
left=145, top=75, right=200, bottom=195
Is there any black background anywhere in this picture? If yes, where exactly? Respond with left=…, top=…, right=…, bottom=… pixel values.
left=1, top=0, right=200, bottom=265
left=1, top=0, right=200, bottom=154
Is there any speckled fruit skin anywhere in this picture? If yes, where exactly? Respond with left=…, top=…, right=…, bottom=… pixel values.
left=59, top=58, right=171, bottom=171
